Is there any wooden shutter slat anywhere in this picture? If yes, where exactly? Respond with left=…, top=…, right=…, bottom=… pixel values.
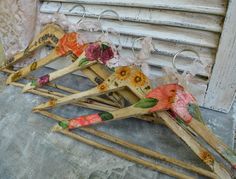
left=41, top=2, right=223, bottom=32
left=42, top=0, right=227, bottom=15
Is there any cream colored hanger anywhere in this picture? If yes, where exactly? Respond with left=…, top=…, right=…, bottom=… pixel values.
left=34, top=49, right=235, bottom=178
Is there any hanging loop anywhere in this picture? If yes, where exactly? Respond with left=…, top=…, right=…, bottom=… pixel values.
left=172, top=49, right=200, bottom=72
left=98, top=9, right=122, bottom=34
left=132, top=37, right=157, bottom=58
left=97, top=10, right=123, bottom=49
left=68, top=4, right=86, bottom=24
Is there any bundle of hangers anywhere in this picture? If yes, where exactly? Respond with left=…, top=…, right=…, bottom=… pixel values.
left=0, top=3, right=236, bottom=179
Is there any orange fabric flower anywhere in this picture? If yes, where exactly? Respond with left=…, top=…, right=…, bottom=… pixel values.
left=97, top=83, right=108, bottom=92
left=55, top=32, right=87, bottom=57
left=200, top=151, right=214, bottom=165
left=130, top=70, right=147, bottom=87
left=146, top=84, right=183, bottom=112
left=115, top=66, right=131, bottom=80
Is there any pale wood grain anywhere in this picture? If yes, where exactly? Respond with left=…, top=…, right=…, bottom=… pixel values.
left=42, top=0, right=227, bottom=15
left=41, top=2, right=223, bottom=32
left=204, top=0, right=236, bottom=113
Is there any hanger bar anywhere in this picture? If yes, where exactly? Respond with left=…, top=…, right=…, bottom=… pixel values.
left=37, top=110, right=216, bottom=179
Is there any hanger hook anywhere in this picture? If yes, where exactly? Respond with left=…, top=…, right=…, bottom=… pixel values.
left=132, top=37, right=157, bottom=58
left=56, top=2, right=63, bottom=13
left=98, top=9, right=122, bottom=34
left=69, top=4, right=86, bottom=24
left=172, top=49, right=200, bottom=72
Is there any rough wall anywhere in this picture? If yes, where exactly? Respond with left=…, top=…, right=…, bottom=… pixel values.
left=0, top=0, right=37, bottom=62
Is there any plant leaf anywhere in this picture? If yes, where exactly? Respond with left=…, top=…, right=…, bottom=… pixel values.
left=134, top=98, right=158, bottom=108
left=78, top=58, right=89, bottom=67
left=99, top=112, right=114, bottom=121
left=188, top=103, right=205, bottom=124
left=58, top=121, right=69, bottom=129
left=101, top=43, right=109, bottom=50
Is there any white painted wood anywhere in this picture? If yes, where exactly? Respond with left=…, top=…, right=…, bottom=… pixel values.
left=42, top=0, right=227, bottom=15
left=65, top=16, right=219, bottom=48
left=204, top=0, right=236, bottom=113
left=41, top=2, right=223, bottom=32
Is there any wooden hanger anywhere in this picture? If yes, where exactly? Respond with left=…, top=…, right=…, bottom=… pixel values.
left=1, top=23, right=65, bottom=71
left=37, top=110, right=218, bottom=179
left=5, top=31, right=88, bottom=84
left=44, top=80, right=232, bottom=178
left=34, top=56, right=236, bottom=177
left=33, top=66, right=151, bottom=110
left=4, top=3, right=88, bottom=84
left=20, top=9, right=122, bottom=93
left=1, top=3, right=68, bottom=70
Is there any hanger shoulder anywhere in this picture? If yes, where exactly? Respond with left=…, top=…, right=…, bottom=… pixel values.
left=189, top=118, right=236, bottom=168
left=3, top=24, right=65, bottom=69
left=22, top=54, right=96, bottom=92
left=33, top=75, right=124, bottom=111
left=6, top=49, right=59, bottom=84
left=157, top=112, right=231, bottom=179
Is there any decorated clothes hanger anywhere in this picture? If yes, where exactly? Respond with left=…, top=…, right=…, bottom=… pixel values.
left=21, top=10, right=142, bottom=106
left=5, top=4, right=90, bottom=85
left=33, top=49, right=236, bottom=178
left=48, top=82, right=232, bottom=179
left=32, top=35, right=158, bottom=110
left=0, top=3, right=69, bottom=70
left=22, top=9, right=123, bottom=92
left=33, top=65, right=152, bottom=110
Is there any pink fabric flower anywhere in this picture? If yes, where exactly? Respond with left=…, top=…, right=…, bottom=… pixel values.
left=85, top=43, right=101, bottom=61
left=171, top=90, right=196, bottom=123
left=100, top=46, right=114, bottom=64
left=37, top=74, right=50, bottom=86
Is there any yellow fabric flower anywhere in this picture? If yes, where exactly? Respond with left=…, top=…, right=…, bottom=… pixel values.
left=130, top=70, right=147, bottom=87
left=97, top=83, right=108, bottom=92
left=115, top=66, right=131, bottom=80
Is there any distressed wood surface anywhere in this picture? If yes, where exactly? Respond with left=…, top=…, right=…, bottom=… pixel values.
left=65, top=16, right=219, bottom=48
left=41, top=0, right=227, bottom=15
left=204, top=0, right=236, bottom=113
left=41, top=2, right=223, bottom=32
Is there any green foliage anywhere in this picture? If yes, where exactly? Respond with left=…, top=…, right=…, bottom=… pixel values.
left=134, top=98, right=158, bottom=108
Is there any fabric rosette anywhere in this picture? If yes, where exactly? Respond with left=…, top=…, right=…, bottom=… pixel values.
left=85, top=43, right=115, bottom=64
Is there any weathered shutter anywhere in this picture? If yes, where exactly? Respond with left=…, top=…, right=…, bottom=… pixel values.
left=39, top=0, right=235, bottom=112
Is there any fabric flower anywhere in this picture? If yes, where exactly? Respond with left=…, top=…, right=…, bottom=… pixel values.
left=37, top=74, right=50, bottom=86
left=171, top=90, right=196, bottom=123
left=97, top=83, right=108, bottom=92
left=68, top=114, right=102, bottom=129
left=100, top=46, right=114, bottom=64
left=130, top=70, right=147, bottom=87
left=115, top=66, right=131, bottom=80
left=56, top=32, right=87, bottom=57
left=146, top=84, right=184, bottom=112
left=85, top=43, right=101, bottom=61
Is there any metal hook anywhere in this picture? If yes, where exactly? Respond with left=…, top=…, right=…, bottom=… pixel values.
left=56, top=2, right=62, bottom=13
left=69, top=4, right=86, bottom=24
left=132, top=37, right=157, bottom=58
left=98, top=9, right=122, bottom=34
left=172, top=49, right=200, bottom=72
